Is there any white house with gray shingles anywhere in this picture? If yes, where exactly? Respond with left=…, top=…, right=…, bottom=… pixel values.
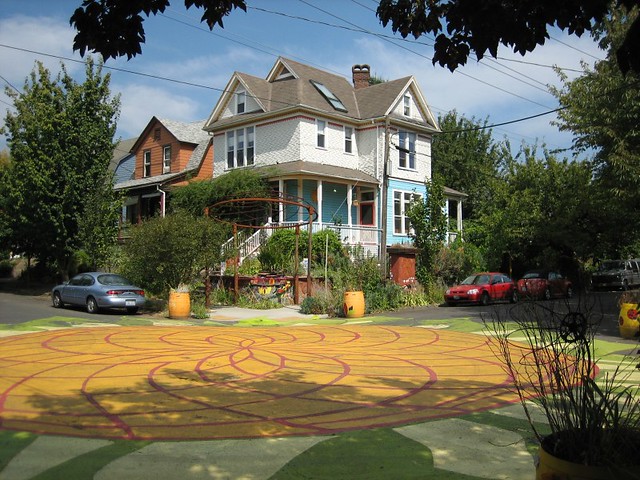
left=205, top=58, right=465, bottom=257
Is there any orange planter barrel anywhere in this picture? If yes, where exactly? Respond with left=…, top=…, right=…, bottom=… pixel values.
left=168, top=290, right=191, bottom=319
left=343, top=291, right=365, bottom=318
left=619, top=303, right=640, bottom=339
left=536, top=444, right=637, bottom=480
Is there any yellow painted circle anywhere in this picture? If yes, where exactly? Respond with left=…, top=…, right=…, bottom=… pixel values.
left=0, top=326, right=522, bottom=440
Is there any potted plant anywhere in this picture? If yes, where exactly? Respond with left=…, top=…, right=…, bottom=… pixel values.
left=484, top=300, right=640, bottom=479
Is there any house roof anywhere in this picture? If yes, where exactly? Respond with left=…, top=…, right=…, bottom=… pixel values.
left=157, top=118, right=210, bottom=145
left=114, top=119, right=211, bottom=192
left=254, top=160, right=379, bottom=185
left=207, top=57, right=438, bottom=132
left=109, top=137, right=137, bottom=172
left=444, top=186, right=468, bottom=199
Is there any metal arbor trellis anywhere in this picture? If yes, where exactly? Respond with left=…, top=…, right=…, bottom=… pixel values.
left=205, top=193, right=318, bottom=303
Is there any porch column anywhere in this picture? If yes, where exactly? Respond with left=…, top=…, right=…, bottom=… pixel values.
left=317, top=180, right=323, bottom=230
left=457, top=199, right=463, bottom=233
left=278, top=179, right=284, bottom=224
left=347, top=183, right=353, bottom=227
left=298, top=179, right=303, bottom=223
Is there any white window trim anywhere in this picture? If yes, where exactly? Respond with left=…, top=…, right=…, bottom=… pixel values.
left=344, top=126, right=353, bottom=154
left=398, top=131, right=417, bottom=171
left=316, top=119, right=326, bottom=149
left=403, top=93, right=411, bottom=117
left=236, top=90, right=246, bottom=114
left=143, top=150, right=151, bottom=178
left=226, top=126, right=255, bottom=169
left=393, top=189, right=421, bottom=236
left=162, top=145, right=171, bottom=174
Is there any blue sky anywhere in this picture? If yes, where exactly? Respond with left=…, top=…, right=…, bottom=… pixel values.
left=0, top=0, right=605, bottom=156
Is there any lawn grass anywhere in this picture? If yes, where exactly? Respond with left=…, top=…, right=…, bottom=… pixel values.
left=30, top=441, right=151, bottom=480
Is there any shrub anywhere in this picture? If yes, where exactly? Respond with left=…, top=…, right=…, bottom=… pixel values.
left=0, top=259, right=13, bottom=277
left=191, top=301, right=209, bottom=320
left=238, top=256, right=262, bottom=276
left=364, top=281, right=405, bottom=313
left=434, top=240, right=486, bottom=286
left=120, top=214, right=228, bottom=297
left=300, top=295, right=327, bottom=315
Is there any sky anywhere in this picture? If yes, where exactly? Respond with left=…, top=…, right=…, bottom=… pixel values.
left=0, top=0, right=606, bottom=156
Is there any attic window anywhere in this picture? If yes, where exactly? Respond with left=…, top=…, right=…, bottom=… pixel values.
left=310, top=80, right=347, bottom=112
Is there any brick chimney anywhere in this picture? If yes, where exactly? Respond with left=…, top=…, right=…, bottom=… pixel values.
left=352, top=64, right=370, bottom=89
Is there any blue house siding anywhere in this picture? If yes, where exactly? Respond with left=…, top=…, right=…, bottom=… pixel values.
left=385, top=178, right=426, bottom=247
left=302, top=180, right=316, bottom=221
left=283, top=179, right=299, bottom=222
left=323, top=183, right=348, bottom=225
left=113, top=155, right=135, bottom=183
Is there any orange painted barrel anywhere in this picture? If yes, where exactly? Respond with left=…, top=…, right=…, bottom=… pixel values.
left=343, top=291, right=365, bottom=318
left=536, top=443, right=633, bottom=479
left=168, top=290, right=191, bottom=319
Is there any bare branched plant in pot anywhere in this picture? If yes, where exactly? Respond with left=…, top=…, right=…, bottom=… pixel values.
left=484, top=300, right=640, bottom=479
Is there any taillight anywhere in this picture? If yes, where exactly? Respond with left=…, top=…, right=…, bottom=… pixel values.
left=136, top=290, right=145, bottom=296
left=106, top=290, right=122, bottom=295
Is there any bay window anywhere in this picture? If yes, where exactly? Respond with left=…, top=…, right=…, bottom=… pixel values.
left=226, top=126, right=255, bottom=169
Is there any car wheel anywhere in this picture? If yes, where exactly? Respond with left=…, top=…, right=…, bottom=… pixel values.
left=480, top=292, right=490, bottom=306
left=52, top=292, right=64, bottom=308
left=126, top=307, right=139, bottom=314
left=511, top=290, right=518, bottom=303
left=86, top=296, right=99, bottom=314
left=623, top=280, right=630, bottom=291
left=543, top=288, right=551, bottom=301
left=566, top=287, right=573, bottom=299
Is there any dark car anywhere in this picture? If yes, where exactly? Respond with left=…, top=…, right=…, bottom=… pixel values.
left=517, top=271, right=573, bottom=300
left=591, top=259, right=640, bottom=291
left=52, top=272, right=146, bottom=314
left=445, top=272, right=518, bottom=306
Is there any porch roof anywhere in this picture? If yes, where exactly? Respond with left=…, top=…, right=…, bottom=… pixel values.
left=255, top=160, right=379, bottom=185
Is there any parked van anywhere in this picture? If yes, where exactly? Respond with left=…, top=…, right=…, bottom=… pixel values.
left=591, top=259, right=640, bottom=290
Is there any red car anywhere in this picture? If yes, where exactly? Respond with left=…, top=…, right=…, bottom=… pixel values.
left=445, top=272, right=518, bottom=306
left=516, top=271, right=573, bottom=300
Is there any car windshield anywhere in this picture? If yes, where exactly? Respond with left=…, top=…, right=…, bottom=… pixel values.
left=522, top=272, right=544, bottom=279
left=97, top=274, right=133, bottom=286
left=599, top=261, right=624, bottom=271
left=461, top=274, right=490, bottom=285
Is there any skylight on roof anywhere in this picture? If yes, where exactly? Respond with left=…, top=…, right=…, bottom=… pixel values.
left=310, top=80, right=347, bottom=112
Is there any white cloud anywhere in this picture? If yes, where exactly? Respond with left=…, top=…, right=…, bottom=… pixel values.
left=114, top=83, right=203, bottom=140
left=0, top=14, right=82, bottom=149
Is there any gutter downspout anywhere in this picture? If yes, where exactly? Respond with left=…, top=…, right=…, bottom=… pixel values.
left=157, top=184, right=166, bottom=217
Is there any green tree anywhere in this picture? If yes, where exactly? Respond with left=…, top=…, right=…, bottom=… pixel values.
left=471, top=147, right=593, bottom=277
left=121, top=213, right=227, bottom=297
left=376, top=0, right=639, bottom=75
left=69, top=1, right=640, bottom=75
left=550, top=6, right=640, bottom=258
left=432, top=111, right=508, bottom=220
left=170, top=169, right=270, bottom=219
left=2, top=59, right=121, bottom=280
left=406, top=174, right=448, bottom=286
left=0, top=151, right=12, bottom=257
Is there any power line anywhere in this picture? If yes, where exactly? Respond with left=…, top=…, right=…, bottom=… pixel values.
left=0, top=42, right=580, bottom=143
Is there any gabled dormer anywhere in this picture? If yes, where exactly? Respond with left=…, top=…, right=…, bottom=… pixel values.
left=206, top=73, right=267, bottom=126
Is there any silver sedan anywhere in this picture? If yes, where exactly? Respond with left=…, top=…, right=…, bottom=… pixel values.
left=52, top=272, right=146, bottom=314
